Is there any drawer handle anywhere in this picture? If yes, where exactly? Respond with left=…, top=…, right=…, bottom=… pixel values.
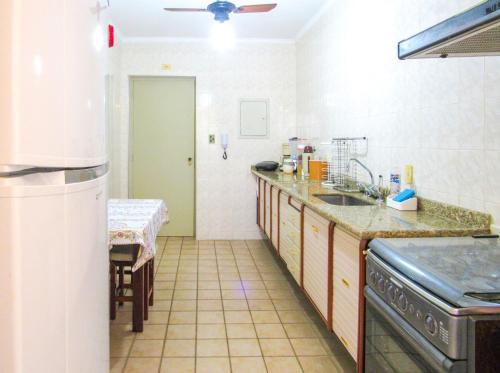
left=312, top=225, right=319, bottom=234
left=340, top=336, right=349, bottom=348
left=341, top=278, right=350, bottom=288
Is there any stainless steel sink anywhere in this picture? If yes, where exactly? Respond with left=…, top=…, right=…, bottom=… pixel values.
left=314, top=194, right=373, bottom=206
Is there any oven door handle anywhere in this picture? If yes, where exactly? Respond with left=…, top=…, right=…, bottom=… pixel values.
left=364, top=287, right=467, bottom=373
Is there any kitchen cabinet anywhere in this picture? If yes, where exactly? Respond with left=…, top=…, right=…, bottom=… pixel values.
left=279, top=193, right=302, bottom=285
left=264, top=183, right=272, bottom=238
left=258, top=178, right=265, bottom=229
left=271, top=187, right=279, bottom=251
left=303, top=207, right=332, bottom=327
left=332, top=227, right=361, bottom=361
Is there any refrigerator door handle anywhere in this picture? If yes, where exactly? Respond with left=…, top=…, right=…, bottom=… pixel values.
left=0, top=164, right=108, bottom=183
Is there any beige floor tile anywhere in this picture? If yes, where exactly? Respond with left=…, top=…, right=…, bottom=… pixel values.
left=144, top=311, right=170, bottom=324
left=110, top=337, right=133, bottom=358
left=254, top=324, right=287, bottom=339
left=175, top=281, right=197, bottom=290
left=167, top=324, right=196, bottom=340
left=284, top=324, right=321, bottom=338
left=231, top=357, right=267, bottom=373
left=273, top=299, right=304, bottom=311
left=163, top=340, right=196, bottom=357
left=290, top=338, right=328, bottom=356
left=111, top=311, right=133, bottom=324
left=242, top=281, right=266, bottom=290
left=221, top=289, right=246, bottom=300
left=228, top=339, right=261, bottom=357
left=265, top=356, right=303, bottom=373
left=278, top=310, right=312, bottom=323
left=264, top=280, right=291, bottom=289
left=219, top=272, right=241, bottom=281
left=251, top=310, right=280, bottom=324
left=149, top=300, right=171, bottom=311
left=220, top=280, right=243, bottom=290
left=197, top=281, right=220, bottom=290
left=244, top=290, right=270, bottom=300
left=110, top=357, right=127, bottom=373
left=226, top=324, right=257, bottom=339
left=136, top=324, right=167, bottom=340
left=259, top=339, right=295, bottom=357
left=171, top=300, right=197, bottom=312
left=197, top=299, right=223, bottom=311
left=197, top=311, right=225, bottom=324
left=156, top=289, right=174, bottom=300
left=198, top=273, right=219, bottom=281
left=196, top=357, right=231, bottom=373
left=198, top=289, right=221, bottom=300
left=196, top=339, right=229, bottom=357
left=197, top=324, right=227, bottom=339
left=124, top=358, right=161, bottom=373
left=169, top=312, right=196, bottom=325
left=247, top=299, right=275, bottom=311
left=222, top=299, right=248, bottom=311
left=155, top=273, right=176, bottom=281
left=173, top=290, right=197, bottom=300
left=160, top=357, right=195, bottom=373
left=298, top=356, right=348, bottom=373
left=224, top=310, right=253, bottom=324
left=130, top=339, right=164, bottom=357
left=177, top=274, right=197, bottom=281
left=239, top=272, right=262, bottom=280
left=155, top=281, right=175, bottom=290
left=110, top=324, right=134, bottom=340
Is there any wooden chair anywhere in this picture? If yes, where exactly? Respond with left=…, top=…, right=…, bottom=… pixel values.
left=109, top=244, right=154, bottom=332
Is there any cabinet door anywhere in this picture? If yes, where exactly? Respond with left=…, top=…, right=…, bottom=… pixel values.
left=271, top=187, right=279, bottom=250
left=303, top=208, right=331, bottom=324
left=279, top=192, right=289, bottom=254
left=265, top=183, right=272, bottom=238
left=332, top=227, right=360, bottom=361
left=258, top=179, right=265, bottom=229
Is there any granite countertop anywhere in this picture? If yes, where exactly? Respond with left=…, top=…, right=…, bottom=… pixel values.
left=252, top=168, right=491, bottom=240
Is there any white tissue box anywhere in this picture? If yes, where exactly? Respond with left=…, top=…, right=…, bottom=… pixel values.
left=386, top=197, right=418, bottom=211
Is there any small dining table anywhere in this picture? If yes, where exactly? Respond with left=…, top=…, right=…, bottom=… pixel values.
left=108, top=199, right=168, bottom=331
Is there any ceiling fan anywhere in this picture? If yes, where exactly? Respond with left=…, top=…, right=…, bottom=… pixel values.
left=164, top=1, right=277, bottom=23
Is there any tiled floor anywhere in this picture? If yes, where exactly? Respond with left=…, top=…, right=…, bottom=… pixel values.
left=110, top=237, right=356, bottom=373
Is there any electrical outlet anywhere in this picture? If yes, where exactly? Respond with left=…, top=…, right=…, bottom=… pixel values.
left=209, top=134, right=215, bottom=144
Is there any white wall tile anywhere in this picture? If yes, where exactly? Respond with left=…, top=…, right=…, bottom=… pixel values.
left=296, top=0, right=500, bottom=225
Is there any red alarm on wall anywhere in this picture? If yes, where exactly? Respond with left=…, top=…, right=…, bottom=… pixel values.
left=108, top=24, right=115, bottom=48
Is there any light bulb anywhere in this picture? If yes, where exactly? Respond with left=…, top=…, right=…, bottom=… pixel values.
left=210, top=22, right=235, bottom=51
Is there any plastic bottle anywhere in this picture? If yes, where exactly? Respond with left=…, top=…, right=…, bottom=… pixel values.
left=390, top=166, right=401, bottom=195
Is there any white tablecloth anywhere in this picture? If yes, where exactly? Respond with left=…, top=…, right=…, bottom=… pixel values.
left=108, top=199, right=168, bottom=271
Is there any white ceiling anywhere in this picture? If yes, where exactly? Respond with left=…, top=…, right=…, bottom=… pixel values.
left=108, top=0, right=330, bottom=40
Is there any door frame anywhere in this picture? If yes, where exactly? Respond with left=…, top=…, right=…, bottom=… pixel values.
left=128, top=75, right=197, bottom=237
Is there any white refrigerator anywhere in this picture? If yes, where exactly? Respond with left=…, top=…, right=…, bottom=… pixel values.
left=0, top=1, right=109, bottom=372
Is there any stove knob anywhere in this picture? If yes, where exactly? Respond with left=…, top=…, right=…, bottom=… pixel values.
left=369, top=271, right=377, bottom=285
left=398, top=293, right=408, bottom=312
left=425, top=314, right=438, bottom=336
left=387, top=284, right=397, bottom=303
left=377, top=277, right=386, bottom=293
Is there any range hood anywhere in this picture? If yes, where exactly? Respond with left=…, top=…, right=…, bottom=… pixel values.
left=399, top=0, right=500, bottom=59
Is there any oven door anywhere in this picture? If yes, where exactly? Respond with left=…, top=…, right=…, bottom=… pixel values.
left=364, top=287, right=467, bottom=373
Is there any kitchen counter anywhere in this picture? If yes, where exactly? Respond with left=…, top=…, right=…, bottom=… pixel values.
left=252, top=168, right=491, bottom=239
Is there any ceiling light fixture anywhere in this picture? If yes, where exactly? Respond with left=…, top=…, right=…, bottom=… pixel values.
left=210, top=22, right=236, bottom=51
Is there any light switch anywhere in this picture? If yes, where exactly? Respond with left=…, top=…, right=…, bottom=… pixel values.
left=209, top=134, right=215, bottom=144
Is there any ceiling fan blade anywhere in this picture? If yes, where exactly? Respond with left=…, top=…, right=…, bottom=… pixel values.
left=163, top=8, right=208, bottom=12
left=234, top=4, right=277, bottom=13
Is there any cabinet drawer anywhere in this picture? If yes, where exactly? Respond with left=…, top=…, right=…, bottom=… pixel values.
left=332, top=227, right=360, bottom=361
left=286, top=206, right=301, bottom=230
left=303, top=208, right=330, bottom=321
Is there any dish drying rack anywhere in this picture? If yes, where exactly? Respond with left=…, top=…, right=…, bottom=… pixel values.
left=320, top=137, right=368, bottom=191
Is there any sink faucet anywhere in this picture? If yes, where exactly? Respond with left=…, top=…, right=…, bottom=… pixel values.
left=346, top=158, right=383, bottom=200
left=347, top=158, right=374, bottom=185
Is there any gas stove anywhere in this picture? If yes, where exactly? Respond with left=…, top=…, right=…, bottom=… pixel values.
left=364, top=236, right=500, bottom=373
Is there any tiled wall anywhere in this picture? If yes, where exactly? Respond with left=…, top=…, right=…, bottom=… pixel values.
left=296, top=0, right=500, bottom=225
left=113, top=41, right=296, bottom=239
